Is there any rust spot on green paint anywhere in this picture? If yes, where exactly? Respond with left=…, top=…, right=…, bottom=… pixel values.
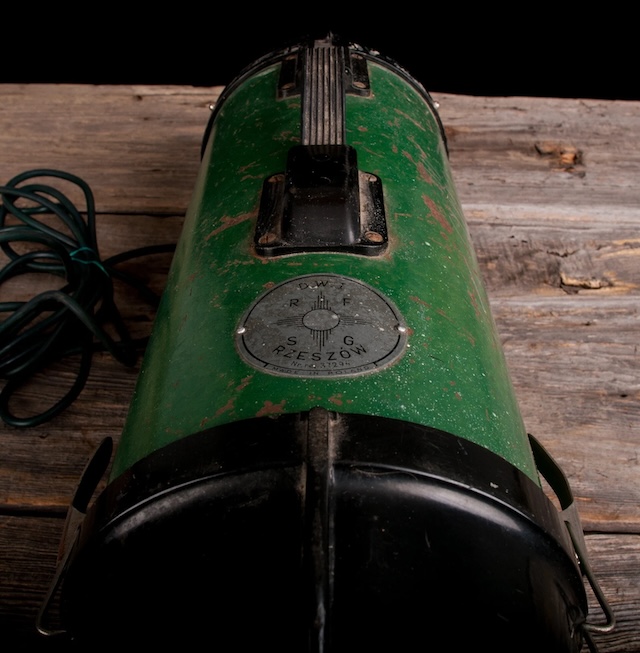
left=411, top=296, right=475, bottom=346
left=402, top=151, right=434, bottom=185
left=468, top=290, right=482, bottom=318
left=394, top=108, right=427, bottom=132
left=408, top=135, right=429, bottom=163
left=276, top=130, right=298, bottom=142
left=416, top=161, right=434, bottom=185
left=328, top=394, right=343, bottom=406
left=235, top=375, right=253, bottom=392
left=239, top=162, right=264, bottom=180
left=409, top=295, right=431, bottom=308
left=205, top=212, right=254, bottom=240
left=422, top=195, right=453, bottom=235
left=256, top=400, right=286, bottom=417
left=239, top=162, right=259, bottom=174
left=221, top=258, right=256, bottom=273
left=454, top=392, right=462, bottom=401
left=215, top=398, right=235, bottom=417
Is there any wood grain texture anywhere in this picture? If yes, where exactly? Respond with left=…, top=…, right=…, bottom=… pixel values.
left=1, top=85, right=638, bottom=650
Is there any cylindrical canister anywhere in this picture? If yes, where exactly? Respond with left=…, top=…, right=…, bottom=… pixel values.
left=46, top=36, right=607, bottom=651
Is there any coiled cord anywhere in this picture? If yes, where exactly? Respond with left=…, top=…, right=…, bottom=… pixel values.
left=0, top=169, right=175, bottom=428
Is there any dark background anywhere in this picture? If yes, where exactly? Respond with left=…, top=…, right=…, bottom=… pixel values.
left=1, top=12, right=635, bottom=101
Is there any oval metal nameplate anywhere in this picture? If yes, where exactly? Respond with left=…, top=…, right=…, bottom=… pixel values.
left=236, top=274, right=408, bottom=378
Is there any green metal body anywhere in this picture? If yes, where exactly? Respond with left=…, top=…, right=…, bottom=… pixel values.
left=112, top=53, right=537, bottom=482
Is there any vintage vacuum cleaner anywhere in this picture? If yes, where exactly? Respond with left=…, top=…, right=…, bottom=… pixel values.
left=39, top=35, right=613, bottom=651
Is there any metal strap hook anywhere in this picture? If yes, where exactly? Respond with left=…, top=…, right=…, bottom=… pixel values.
left=528, top=434, right=616, bottom=649
left=36, top=437, right=113, bottom=637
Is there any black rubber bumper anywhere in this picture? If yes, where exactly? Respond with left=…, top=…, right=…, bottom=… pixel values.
left=59, top=409, right=587, bottom=652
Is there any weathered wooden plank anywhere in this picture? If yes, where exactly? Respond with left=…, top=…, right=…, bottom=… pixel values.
left=0, top=354, right=137, bottom=511
left=0, top=84, right=221, bottom=215
left=437, top=93, right=640, bottom=211
left=1, top=515, right=68, bottom=652
left=493, top=296, right=640, bottom=531
left=469, top=216, right=640, bottom=297
left=583, top=534, right=640, bottom=653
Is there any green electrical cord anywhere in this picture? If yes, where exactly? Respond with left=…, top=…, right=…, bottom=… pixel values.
left=0, top=169, right=175, bottom=428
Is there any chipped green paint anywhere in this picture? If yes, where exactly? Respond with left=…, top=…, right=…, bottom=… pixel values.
left=112, top=57, right=538, bottom=483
